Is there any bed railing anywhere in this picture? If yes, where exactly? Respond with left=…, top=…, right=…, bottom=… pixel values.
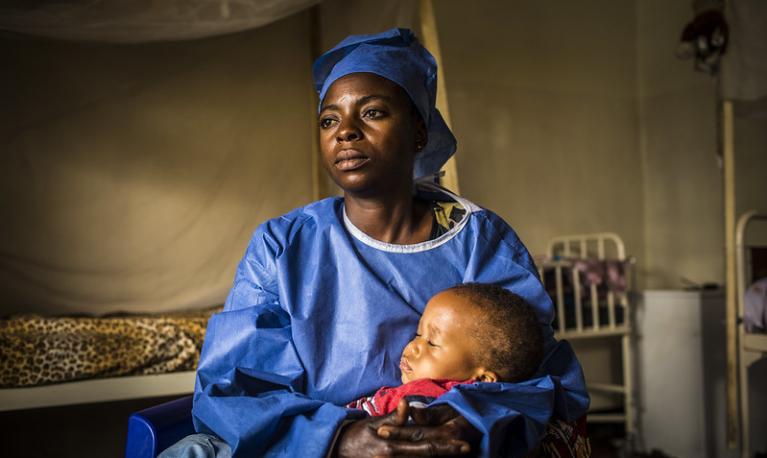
left=536, top=232, right=636, bottom=443
left=537, top=232, right=633, bottom=338
left=733, top=211, right=767, bottom=458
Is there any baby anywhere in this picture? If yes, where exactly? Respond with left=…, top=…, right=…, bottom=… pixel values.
left=348, top=283, right=544, bottom=416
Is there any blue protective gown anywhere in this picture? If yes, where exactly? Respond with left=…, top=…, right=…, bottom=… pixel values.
left=191, top=186, right=589, bottom=457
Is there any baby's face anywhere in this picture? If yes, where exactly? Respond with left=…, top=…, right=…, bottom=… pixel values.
left=399, top=290, right=485, bottom=384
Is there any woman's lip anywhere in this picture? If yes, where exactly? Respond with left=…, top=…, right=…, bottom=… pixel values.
left=334, top=157, right=370, bottom=171
left=335, top=148, right=367, bottom=160
left=399, top=358, right=412, bottom=372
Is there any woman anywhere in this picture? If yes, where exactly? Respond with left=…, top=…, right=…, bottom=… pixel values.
left=163, top=28, right=588, bottom=458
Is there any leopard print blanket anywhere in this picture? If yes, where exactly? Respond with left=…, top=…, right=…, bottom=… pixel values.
left=0, top=307, right=221, bottom=388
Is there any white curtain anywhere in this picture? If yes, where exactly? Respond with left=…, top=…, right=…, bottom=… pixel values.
left=0, top=0, right=420, bottom=316
left=0, top=0, right=318, bottom=43
left=0, top=6, right=319, bottom=316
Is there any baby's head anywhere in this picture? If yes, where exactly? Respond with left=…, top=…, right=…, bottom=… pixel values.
left=399, top=283, right=543, bottom=384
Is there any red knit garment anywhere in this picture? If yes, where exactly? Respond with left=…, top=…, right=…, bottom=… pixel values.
left=347, top=379, right=473, bottom=416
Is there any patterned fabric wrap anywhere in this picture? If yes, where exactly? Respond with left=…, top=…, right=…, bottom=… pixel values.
left=430, top=200, right=468, bottom=239
left=530, top=416, right=591, bottom=458
left=0, top=307, right=220, bottom=388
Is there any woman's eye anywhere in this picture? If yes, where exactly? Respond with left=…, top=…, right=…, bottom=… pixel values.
left=363, top=109, right=385, bottom=119
left=319, top=118, right=336, bottom=129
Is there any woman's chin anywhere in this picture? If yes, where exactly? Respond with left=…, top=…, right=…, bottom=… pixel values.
left=328, top=169, right=407, bottom=197
left=333, top=175, right=379, bottom=196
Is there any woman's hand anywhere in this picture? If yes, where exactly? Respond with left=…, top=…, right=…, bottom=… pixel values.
left=377, top=402, right=481, bottom=457
left=333, top=399, right=479, bottom=457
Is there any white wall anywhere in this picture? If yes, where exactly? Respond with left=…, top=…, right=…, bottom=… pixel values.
left=435, top=0, right=727, bottom=289
left=734, top=111, right=767, bottom=221
left=637, top=0, right=724, bottom=290
left=436, top=1, right=644, bottom=266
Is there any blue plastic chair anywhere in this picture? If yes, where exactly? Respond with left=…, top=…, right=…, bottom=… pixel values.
left=125, top=395, right=194, bottom=458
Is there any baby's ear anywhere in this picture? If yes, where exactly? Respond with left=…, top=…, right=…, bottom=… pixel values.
left=476, top=369, right=499, bottom=383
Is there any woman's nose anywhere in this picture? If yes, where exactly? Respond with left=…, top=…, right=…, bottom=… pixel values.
left=336, top=118, right=361, bottom=143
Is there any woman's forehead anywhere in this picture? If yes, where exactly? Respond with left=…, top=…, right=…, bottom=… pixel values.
left=322, top=72, right=409, bottom=107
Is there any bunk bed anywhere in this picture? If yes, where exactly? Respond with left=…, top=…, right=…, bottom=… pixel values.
left=735, top=210, right=767, bottom=458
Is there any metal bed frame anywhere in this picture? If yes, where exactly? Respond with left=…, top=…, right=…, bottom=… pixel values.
left=537, top=232, right=636, bottom=442
left=735, top=210, right=767, bottom=458
left=0, top=371, right=195, bottom=412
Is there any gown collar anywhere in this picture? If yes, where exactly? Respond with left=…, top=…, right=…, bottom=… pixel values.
left=341, top=182, right=476, bottom=253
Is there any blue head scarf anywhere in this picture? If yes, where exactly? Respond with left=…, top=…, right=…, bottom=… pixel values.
left=312, top=28, right=457, bottom=180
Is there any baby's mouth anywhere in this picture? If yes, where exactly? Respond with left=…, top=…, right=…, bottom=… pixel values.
left=399, top=358, right=412, bottom=373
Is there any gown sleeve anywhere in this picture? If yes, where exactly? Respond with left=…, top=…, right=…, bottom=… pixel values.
left=190, top=221, right=361, bottom=458
left=430, top=211, right=590, bottom=458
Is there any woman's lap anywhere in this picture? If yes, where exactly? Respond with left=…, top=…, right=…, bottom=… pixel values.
left=158, top=417, right=589, bottom=458
left=157, top=433, right=232, bottom=458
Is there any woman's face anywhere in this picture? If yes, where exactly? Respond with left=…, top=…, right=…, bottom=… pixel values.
left=318, top=73, right=425, bottom=195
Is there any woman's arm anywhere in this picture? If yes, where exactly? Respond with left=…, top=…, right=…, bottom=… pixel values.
left=191, top=224, right=359, bottom=457
left=192, top=303, right=359, bottom=457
